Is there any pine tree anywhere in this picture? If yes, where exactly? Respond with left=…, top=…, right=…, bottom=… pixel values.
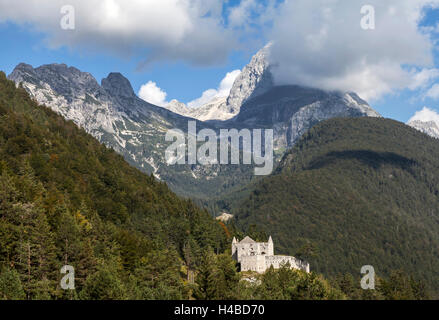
left=0, top=267, right=26, bottom=300
left=79, top=260, right=127, bottom=300
left=214, top=253, right=240, bottom=299
left=194, top=248, right=219, bottom=300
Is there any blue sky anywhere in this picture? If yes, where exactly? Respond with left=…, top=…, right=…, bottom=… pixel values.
left=1, top=0, right=439, bottom=123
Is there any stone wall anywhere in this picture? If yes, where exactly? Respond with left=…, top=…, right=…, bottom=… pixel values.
left=265, top=255, right=310, bottom=273
left=234, top=241, right=273, bottom=263
left=240, top=255, right=267, bottom=272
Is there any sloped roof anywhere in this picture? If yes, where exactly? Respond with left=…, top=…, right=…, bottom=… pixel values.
left=240, top=236, right=256, bottom=244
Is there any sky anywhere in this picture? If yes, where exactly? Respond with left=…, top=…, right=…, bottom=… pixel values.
left=1, top=0, right=439, bottom=123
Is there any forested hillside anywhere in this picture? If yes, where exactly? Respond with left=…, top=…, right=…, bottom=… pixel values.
left=233, top=117, right=439, bottom=295
left=0, top=72, right=228, bottom=299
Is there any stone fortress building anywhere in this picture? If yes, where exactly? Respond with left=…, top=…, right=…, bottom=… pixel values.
left=232, top=236, right=310, bottom=273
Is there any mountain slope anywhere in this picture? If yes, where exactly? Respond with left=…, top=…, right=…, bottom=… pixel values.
left=0, top=72, right=227, bottom=299
left=232, top=117, right=439, bottom=294
left=7, top=63, right=258, bottom=199
left=7, top=46, right=380, bottom=201
left=7, top=63, right=199, bottom=178
left=231, top=85, right=380, bottom=148
left=163, top=97, right=235, bottom=121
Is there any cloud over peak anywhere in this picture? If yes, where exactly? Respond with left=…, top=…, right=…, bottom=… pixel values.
left=268, top=0, right=439, bottom=101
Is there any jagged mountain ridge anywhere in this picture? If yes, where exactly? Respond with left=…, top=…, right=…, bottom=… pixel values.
left=161, top=44, right=273, bottom=122
left=222, top=46, right=380, bottom=150
left=164, top=96, right=234, bottom=122
left=165, top=99, right=192, bottom=116
left=170, top=43, right=379, bottom=142
left=232, top=85, right=380, bottom=148
left=7, top=63, right=257, bottom=199
left=8, top=63, right=208, bottom=180
left=7, top=46, right=380, bottom=200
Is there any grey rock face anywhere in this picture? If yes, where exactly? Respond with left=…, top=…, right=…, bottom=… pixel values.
left=163, top=97, right=235, bottom=121
left=164, top=99, right=191, bottom=116
left=224, top=45, right=380, bottom=149
left=102, top=72, right=136, bottom=98
left=161, top=42, right=379, bottom=136
left=231, top=85, right=380, bottom=148
left=8, top=62, right=196, bottom=179
left=226, top=44, right=273, bottom=114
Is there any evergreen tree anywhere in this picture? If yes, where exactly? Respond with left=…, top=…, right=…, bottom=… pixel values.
left=0, top=267, right=26, bottom=300
left=79, top=260, right=127, bottom=300
left=214, top=253, right=240, bottom=299
left=194, top=248, right=219, bottom=300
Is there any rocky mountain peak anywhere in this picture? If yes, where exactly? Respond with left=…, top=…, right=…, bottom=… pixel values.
left=101, top=72, right=135, bottom=98
left=161, top=99, right=190, bottom=117
left=11, top=62, right=34, bottom=74
left=8, top=63, right=38, bottom=85
left=226, top=43, right=274, bottom=113
left=168, top=99, right=189, bottom=110
left=10, top=63, right=102, bottom=97
left=408, top=119, right=439, bottom=139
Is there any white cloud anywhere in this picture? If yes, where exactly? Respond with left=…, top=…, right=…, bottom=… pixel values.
left=218, top=70, right=242, bottom=96
left=267, top=0, right=439, bottom=101
left=408, top=106, right=439, bottom=124
left=0, top=0, right=234, bottom=66
left=426, top=84, right=439, bottom=100
left=188, top=69, right=241, bottom=108
left=187, top=89, right=218, bottom=109
left=228, top=0, right=263, bottom=28
left=138, top=81, right=168, bottom=107
left=409, top=68, right=439, bottom=90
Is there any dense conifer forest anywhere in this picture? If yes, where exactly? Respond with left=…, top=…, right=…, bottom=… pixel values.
left=233, top=117, right=439, bottom=297
left=0, top=72, right=230, bottom=299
